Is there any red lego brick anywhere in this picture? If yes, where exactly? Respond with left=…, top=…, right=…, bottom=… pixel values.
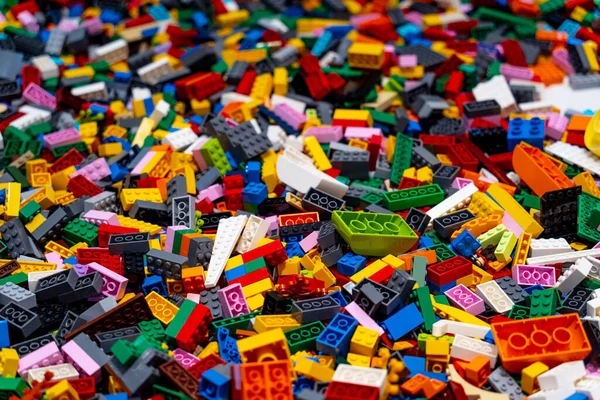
left=418, top=134, right=456, bottom=153
left=21, top=65, right=41, bottom=89
left=427, top=256, right=473, bottom=286
left=229, top=268, right=271, bottom=287
left=97, top=225, right=139, bottom=247
left=325, top=381, right=379, bottom=400
left=67, top=175, right=103, bottom=198
left=77, top=247, right=123, bottom=275
left=188, top=353, right=226, bottom=380
left=367, top=134, right=382, bottom=171
left=445, top=71, right=464, bottom=99
left=446, top=143, right=479, bottom=171
left=501, top=39, right=527, bottom=67
left=236, top=69, right=257, bottom=95
left=176, top=304, right=212, bottom=351
left=48, top=148, right=85, bottom=174
left=241, top=240, right=287, bottom=266
left=398, top=177, right=422, bottom=190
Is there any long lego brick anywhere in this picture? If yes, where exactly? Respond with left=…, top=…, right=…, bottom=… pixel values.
left=486, top=184, right=543, bottom=238
left=61, top=340, right=101, bottom=381
left=165, top=300, right=197, bottom=344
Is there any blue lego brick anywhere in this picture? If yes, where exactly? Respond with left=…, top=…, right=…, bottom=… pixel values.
left=566, top=393, right=588, bottom=400
left=316, top=314, right=358, bottom=356
left=245, top=161, right=261, bottom=183
left=64, top=256, right=77, bottom=265
left=143, top=97, right=155, bottom=116
left=285, top=242, right=305, bottom=258
left=450, top=230, right=481, bottom=258
left=110, top=163, right=128, bottom=182
left=199, top=369, right=230, bottom=400
left=163, top=83, right=176, bottom=94
left=418, top=236, right=434, bottom=248
left=427, top=280, right=456, bottom=294
left=193, top=12, right=209, bottom=29
left=148, top=4, right=171, bottom=20
left=225, top=265, right=246, bottom=282
left=558, top=20, right=582, bottom=38
left=0, top=320, right=9, bottom=348
left=382, top=303, right=424, bottom=341
left=524, top=283, right=545, bottom=295
left=404, top=356, right=426, bottom=373
left=397, top=23, right=421, bottom=42
left=484, top=330, right=495, bottom=345
left=337, top=252, right=366, bottom=276
left=225, top=152, right=238, bottom=170
left=114, top=71, right=132, bottom=83
left=282, top=235, right=302, bottom=243
left=104, top=136, right=132, bottom=152
left=242, top=182, right=268, bottom=204
left=141, top=275, right=168, bottom=297
left=68, top=4, right=83, bottom=17
left=293, top=377, right=316, bottom=395
left=100, top=9, right=121, bottom=24
left=0, top=189, right=6, bottom=204
left=311, top=30, right=332, bottom=57
left=507, top=117, right=544, bottom=151
left=104, top=394, right=128, bottom=400
left=417, top=372, right=448, bottom=382
left=328, top=290, right=348, bottom=307
left=326, top=25, right=353, bottom=39
left=216, top=327, right=241, bottom=363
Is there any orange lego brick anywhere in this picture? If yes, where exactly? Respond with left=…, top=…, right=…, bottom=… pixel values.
left=512, top=144, right=574, bottom=197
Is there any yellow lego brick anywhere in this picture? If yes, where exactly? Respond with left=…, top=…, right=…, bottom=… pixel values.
left=512, top=232, right=532, bottom=265
left=103, top=124, right=127, bottom=138
left=487, top=184, right=543, bottom=237
left=422, top=14, right=443, bottom=26
left=348, top=139, right=368, bottom=150
left=294, top=356, right=335, bottom=381
left=277, top=257, right=301, bottom=276
left=296, top=18, right=348, bottom=33
left=397, top=66, right=425, bottom=79
left=456, top=274, right=474, bottom=288
left=437, top=154, right=452, bottom=166
left=25, top=213, right=46, bottom=233
left=79, top=122, right=98, bottom=138
left=31, top=172, right=51, bottom=187
left=254, top=314, right=301, bottom=333
left=313, top=264, right=336, bottom=287
left=51, top=166, right=76, bottom=191
left=403, top=167, right=417, bottom=179
left=333, top=109, right=373, bottom=125
left=171, top=153, right=198, bottom=173
left=452, top=214, right=503, bottom=240
left=98, top=142, right=123, bottom=157
left=236, top=48, right=267, bottom=63
left=224, top=32, right=244, bottom=48
left=304, top=136, right=332, bottom=171
left=350, top=326, right=380, bottom=356
left=62, top=66, right=94, bottom=79
left=386, top=135, right=396, bottom=163
left=145, top=291, right=179, bottom=324
left=571, top=241, right=588, bottom=251
left=172, top=167, right=195, bottom=194
left=382, top=254, right=406, bottom=270
left=237, top=328, right=290, bottom=363
left=24, top=186, right=55, bottom=210
left=225, top=254, right=244, bottom=271
left=348, top=42, right=384, bottom=69
left=246, top=293, right=265, bottom=311
left=300, top=248, right=322, bottom=271
left=69, top=242, right=88, bottom=253
left=571, top=5, right=587, bottom=22
left=574, top=171, right=600, bottom=197
left=118, top=292, right=136, bottom=305
left=55, top=192, right=76, bottom=206
left=430, top=296, right=490, bottom=327
left=274, top=67, right=288, bottom=96
left=0, top=183, right=20, bottom=218
left=468, top=192, right=504, bottom=218
left=350, top=259, right=388, bottom=283
left=117, top=215, right=162, bottom=235
left=143, top=151, right=170, bottom=178
left=191, top=98, right=211, bottom=115
left=25, top=159, right=47, bottom=182
left=6, top=260, right=56, bottom=274
left=346, top=353, right=371, bottom=367
left=119, top=188, right=162, bottom=211
left=0, top=348, right=19, bottom=378
left=417, top=166, right=433, bottom=184
left=250, top=73, right=273, bottom=101
left=45, top=241, right=75, bottom=258
left=585, top=42, right=600, bottom=72
left=521, top=362, right=549, bottom=395
left=242, top=277, right=274, bottom=298
left=393, top=341, right=415, bottom=351
left=216, top=10, right=249, bottom=27
left=471, top=265, right=493, bottom=286
left=131, top=117, right=155, bottom=148
left=198, top=342, right=220, bottom=359
left=426, top=338, right=450, bottom=358
left=46, top=380, right=78, bottom=400
left=287, top=38, right=306, bottom=52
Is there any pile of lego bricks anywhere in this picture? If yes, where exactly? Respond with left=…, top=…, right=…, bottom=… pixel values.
left=4, top=0, right=600, bottom=399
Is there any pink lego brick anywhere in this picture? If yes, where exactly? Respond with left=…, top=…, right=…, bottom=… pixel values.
left=399, top=55, right=418, bottom=68
left=303, top=126, right=343, bottom=143
left=192, top=148, right=208, bottom=171
left=452, top=177, right=474, bottom=189
left=80, top=17, right=102, bottom=35
left=173, top=349, right=200, bottom=369
left=405, top=11, right=424, bottom=27
left=0, top=14, right=5, bottom=23
left=22, top=83, right=57, bottom=109
left=444, top=284, right=485, bottom=315
left=18, top=342, right=64, bottom=377
left=131, top=151, right=156, bottom=175
left=512, top=264, right=556, bottom=287
left=265, top=215, right=279, bottom=232
left=547, top=113, right=568, bottom=141
left=500, top=64, right=533, bottom=81
left=186, top=293, right=200, bottom=303
left=349, top=13, right=380, bottom=27
left=45, top=252, right=64, bottom=270
left=86, top=262, right=128, bottom=300
left=552, top=48, right=575, bottom=75
left=273, top=103, right=307, bottom=130
left=344, top=127, right=382, bottom=141
left=57, top=19, right=78, bottom=32
left=72, top=263, right=89, bottom=276
left=165, top=226, right=189, bottom=252
left=343, top=301, right=385, bottom=336
left=17, top=11, right=39, bottom=34
left=61, top=340, right=101, bottom=381
left=82, top=210, right=120, bottom=226
left=43, top=127, right=81, bottom=148
left=404, top=80, right=421, bottom=91
left=71, top=158, right=111, bottom=182
left=502, top=211, right=524, bottom=238
left=299, top=231, right=319, bottom=253
left=217, top=283, right=250, bottom=318
left=198, top=184, right=224, bottom=202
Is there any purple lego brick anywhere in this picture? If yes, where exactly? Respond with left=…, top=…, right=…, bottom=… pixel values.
left=547, top=113, right=568, bottom=141
left=399, top=54, right=417, bottom=68
left=272, top=103, right=307, bottom=130
left=552, top=48, right=575, bottom=75
left=512, top=264, right=556, bottom=287
left=61, top=340, right=101, bottom=381
left=71, top=158, right=111, bottom=182
left=43, top=127, right=81, bottom=148
left=444, top=284, right=485, bottom=315
left=217, top=283, right=250, bottom=318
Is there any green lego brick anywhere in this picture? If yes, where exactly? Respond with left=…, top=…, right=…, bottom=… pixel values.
left=360, top=191, right=383, bottom=206
left=6, top=166, right=30, bottom=189
left=211, top=311, right=261, bottom=332
left=424, top=231, right=444, bottom=247
left=486, top=61, right=501, bottom=79
left=153, top=385, right=193, bottom=400
left=565, top=164, right=582, bottom=179
left=508, top=304, right=530, bottom=320
left=25, top=140, right=42, bottom=158
left=139, top=319, right=166, bottom=343
left=539, top=0, right=564, bottom=13
left=0, top=272, right=26, bottom=286
left=433, top=294, right=450, bottom=306
left=2, top=141, right=26, bottom=160
left=369, top=110, right=396, bottom=126
left=212, top=60, right=229, bottom=74
left=19, top=201, right=40, bottom=224
left=383, top=184, right=445, bottom=211
left=322, top=65, right=364, bottom=78
left=44, top=78, right=59, bottom=92
left=337, top=176, right=351, bottom=185
left=201, top=138, right=232, bottom=176
left=0, top=240, right=7, bottom=258
left=578, top=192, right=600, bottom=243
left=331, top=211, right=418, bottom=256
left=166, top=300, right=197, bottom=344
left=582, top=276, right=600, bottom=290
left=173, top=229, right=195, bottom=254
left=473, top=7, right=537, bottom=28
left=435, top=74, right=450, bottom=94
left=390, top=134, right=413, bottom=185
left=63, top=218, right=98, bottom=246
left=284, top=321, right=326, bottom=353
left=26, top=122, right=52, bottom=137
left=87, top=60, right=110, bottom=72
left=244, top=257, right=266, bottom=273
left=111, top=339, right=140, bottom=366
left=4, top=25, right=37, bottom=39
left=354, top=178, right=384, bottom=189
left=3, top=126, right=29, bottom=142
left=411, top=286, right=436, bottom=331
left=158, top=110, right=177, bottom=131
left=51, top=142, right=89, bottom=158
left=428, top=244, right=456, bottom=262
left=529, top=288, right=560, bottom=318
left=0, top=377, right=28, bottom=397
left=521, top=193, right=541, bottom=210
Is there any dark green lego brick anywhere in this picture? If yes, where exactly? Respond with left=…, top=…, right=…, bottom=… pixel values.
left=411, top=286, right=436, bottom=331
left=153, top=385, right=193, bottom=400
left=6, top=166, right=30, bottom=189
left=51, top=142, right=89, bottom=158
left=63, top=218, right=98, bottom=247
left=383, top=184, right=445, bottom=211
left=429, top=244, right=456, bottom=262
left=0, top=272, right=26, bottom=286
left=166, top=300, right=197, bottom=344
left=139, top=319, right=166, bottom=343
left=26, top=122, right=52, bottom=137
left=18, top=201, right=40, bottom=224
left=284, top=321, right=326, bottom=353
left=578, top=192, right=600, bottom=243
left=244, top=257, right=266, bottom=273
left=211, top=311, right=261, bottom=333
left=390, top=134, right=413, bottom=185
left=508, top=304, right=530, bottom=320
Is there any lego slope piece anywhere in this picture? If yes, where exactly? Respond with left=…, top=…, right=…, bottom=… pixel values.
left=205, top=215, right=248, bottom=288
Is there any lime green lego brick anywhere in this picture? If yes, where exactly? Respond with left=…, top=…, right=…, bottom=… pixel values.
left=477, top=224, right=508, bottom=248
left=383, top=184, right=445, bottom=211
left=411, top=286, right=436, bottom=331
left=19, top=200, right=40, bottom=224
left=284, top=321, right=326, bottom=353
left=153, top=385, right=193, bottom=400
left=390, top=134, right=413, bottom=185
left=0, top=377, right=28, bottom=397
left=244, top=257, right=266, bottom=273
left=494, top=231, right=517, bottom=262
left=331, top=211, right=418, bottom=256
left=200, top=138, right=232, bottom=175
left=0, top=272, right=27, bottom=286
left=211, top=311, right=261, bottom=332
left=299, top=270, right=313, bottom=278
left=529, top=288, right=560, bottom=318
left=417, top=333, right=454, bottom=352
left=428, top=244, right=456, bottom=262
left=63, top=218, right=98, bottom=247
left=166, top=300, right=197, bottom=343
left=578, top=192, right=600, bottom=243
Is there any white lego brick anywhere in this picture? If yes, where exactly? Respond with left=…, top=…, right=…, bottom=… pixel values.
left=236, top=215, right=270, bottom=254
left=449, top=334, right=498, bottom=367
left=556, top=257, right=592, bottom=293
left=163, top=128, right=197, bottom=151
left=438, top=11, right=468, bottom=26
left=249, top=119, right=262, bottom=134
left=332, top=364, right=387, bottom=393
left=545, top=141, right=600, bottom=177
left=588, top=297, right=600, bottom=318
left=527, top=386, right=576, bottom=400
left=343, top=281, right=356, bottom=295
left=27, top=363, right=79, bottom=384
left=31, top=55, right=59, bottom=80
left=319, top=51, right=342, bottom=68
left=132, top=87, right=152, bottom=100
left=221, top=92, right=253, bottom=106
left=576, top=377, right=600, bottom=400
left=257, top=18, right=288, bottom=33
left=529, top=238, right=572, bottom=257
left=518, top=101, right=553, bottom=113
left=426, top=182, right=478, bottom=221
left=586, top=256, right=600, bottom=280
left=93, top=39, right=129, bottom=64
left=149, top=99, right=170, bottom=125
left=137, top=58, right=173, bottom=85
left=11, top=106, right=52, bottom=130
left=205, top=215, right=248, bottom=288
left=527, top=248, right=600, bottom=265
left=276, top=155, right=322, bottom=195
left=479, top=168, right=499, bottom=182
left=70, top=82, right=108, bottom=101
left=506, top=171, right=520, bottom=185
left=537, top=361, right=586, bottom=391
left=432, top=320, right=491, bottom=339
left=285, top=134, right=305, bottom=152
left=267, top=125, right=286, bottom=149
left=473, top=75, right=518, bottom=117
left=271, top=94, right=306, bottom=114
left=475, top=280, right=514, bottom=314
left=0, top=131, right=4, bottom=151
